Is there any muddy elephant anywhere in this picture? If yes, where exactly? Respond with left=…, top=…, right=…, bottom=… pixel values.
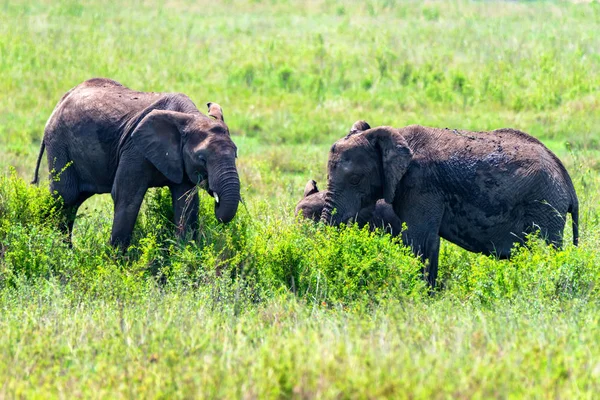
left=32, top=78, right=240, bottom=248
left=295, top=179, right=402, bottom=235
left=321, top=120, right=579, bottom=288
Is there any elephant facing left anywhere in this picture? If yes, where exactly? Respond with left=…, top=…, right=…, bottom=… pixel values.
left=32, top=78, right=240, bottom=249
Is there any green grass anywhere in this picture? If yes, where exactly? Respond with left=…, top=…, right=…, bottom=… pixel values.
left=1, top=0, right=600, bottom=397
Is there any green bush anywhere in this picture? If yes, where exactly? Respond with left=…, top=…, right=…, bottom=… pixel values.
left=2, top=172, right=597, bottom=308
left=0, top=169, right=63, bottom=237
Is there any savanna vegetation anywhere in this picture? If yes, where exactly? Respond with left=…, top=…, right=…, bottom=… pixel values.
left=1, top=0, right=600, bottom=397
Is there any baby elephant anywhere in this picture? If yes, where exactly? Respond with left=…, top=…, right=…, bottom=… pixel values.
left=295, top=180, right=402, bottom=236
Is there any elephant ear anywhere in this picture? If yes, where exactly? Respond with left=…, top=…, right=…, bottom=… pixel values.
left=131, top=110, right=191, bottom=184
left=367, top=127, right=412, bottom=204
left=303, top=179, right=319, bottom=197
left=207, top=102, right=224, bottom=122
left=346, top=120, right=371, bottom=138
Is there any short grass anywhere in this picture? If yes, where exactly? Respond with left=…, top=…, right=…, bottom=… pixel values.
left=1, top=0, right=600, bottom=398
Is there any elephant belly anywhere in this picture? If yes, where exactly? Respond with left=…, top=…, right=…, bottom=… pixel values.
left=439, top=202, right=525, bottom=257
left=64, top=123, right=119, bottom=194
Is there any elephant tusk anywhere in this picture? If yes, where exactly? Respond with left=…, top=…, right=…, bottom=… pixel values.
left=214, top=192, right=220, bottom=204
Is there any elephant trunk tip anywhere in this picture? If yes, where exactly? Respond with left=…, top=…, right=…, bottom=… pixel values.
left=213, top=191, right=240, bottom=224
left=208, top=164, right=240, bottom=224
left=215, top=205, right=238, bottom=224
left=320, top=205, right=336, bottom=225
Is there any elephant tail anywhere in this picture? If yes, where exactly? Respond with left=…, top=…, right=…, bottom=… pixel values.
left=31, top=140, right=45, bottom=185
left=569, top=197, right=579, bottom=247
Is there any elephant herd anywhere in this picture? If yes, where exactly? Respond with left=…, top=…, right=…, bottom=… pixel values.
left=32, top=78, right=579, bottom=288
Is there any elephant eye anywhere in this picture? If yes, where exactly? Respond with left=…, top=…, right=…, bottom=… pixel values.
left=349, top=174, right=361, bottom=185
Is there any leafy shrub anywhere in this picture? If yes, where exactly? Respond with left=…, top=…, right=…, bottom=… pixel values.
left=0, top=169, right=63, bottom=238
left=440, top=235, right=599, bottom=305
left=249, top=218, right=425, bottom=305
left=1, top=173, right=598, bottom=309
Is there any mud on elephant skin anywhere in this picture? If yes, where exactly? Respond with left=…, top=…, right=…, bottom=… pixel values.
left=32, top=78, right=241, bottom=249
left=321, top=120, right=579, bottom=288
left=295, top=179, right=402, bottom=236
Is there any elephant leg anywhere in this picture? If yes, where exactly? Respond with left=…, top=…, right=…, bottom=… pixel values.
left=62, top=192, right=94, bottom=244
left=396, top=195, right=444, bottom=288
left=170, top=183, right=199, bottom=241
left=403, top=230, right=441, bottom=288
left=110, top=168, right=149, bottom=249
left=110, top=189, right=146, bottom=249
left=423, top=234, right=441, bottom=288
left=47, top=153, right=86, bottom=242
left=524, top=204, right=567, bottom=249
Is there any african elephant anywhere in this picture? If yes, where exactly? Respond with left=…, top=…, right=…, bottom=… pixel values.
left=295, top=179, right=402, bottom=235
left=32, top=78, right=240, bottom=248
left=321, top=120, right=579, bottom=288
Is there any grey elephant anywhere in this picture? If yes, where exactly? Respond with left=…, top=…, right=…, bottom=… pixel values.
left=295, top=179, right=402, bottom=236
left=32, top=78, right=240, bottom=248
left=321, top=120, right=579, bottom=288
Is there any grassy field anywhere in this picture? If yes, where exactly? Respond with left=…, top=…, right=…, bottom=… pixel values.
left=1, top=0, right=600, bottom=397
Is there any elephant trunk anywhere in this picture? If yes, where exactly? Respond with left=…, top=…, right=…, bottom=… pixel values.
left=208, top=162, right=240, bottom=223
left=320, top=191, right=344, bottom=225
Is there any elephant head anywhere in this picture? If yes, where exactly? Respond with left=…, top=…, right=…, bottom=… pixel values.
left=296, top=178, right=377, bottom=226
left=321, top=121, right=412, bottom=225
left=132, top=103, right=239, bottom=223
left=347, top=120, right=372, bottom=137
left=295, top=179, right=327, bottom=222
